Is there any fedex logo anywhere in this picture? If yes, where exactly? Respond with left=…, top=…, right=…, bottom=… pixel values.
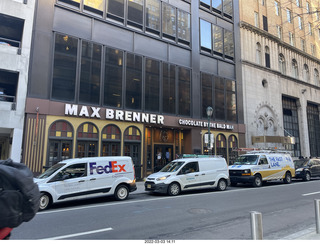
left=89, top=161, right=126, bottom=175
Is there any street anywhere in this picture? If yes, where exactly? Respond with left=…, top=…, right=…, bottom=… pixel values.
left=11, top=179, right=320, bottom=240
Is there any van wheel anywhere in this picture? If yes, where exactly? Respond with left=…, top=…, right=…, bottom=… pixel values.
left=283, top=172, right=292, bottom=184
left=167, top=182, right=181, bottom=196
left=115, top=185, right=129, bottom=201
left=217, top=179, right=227, bottom=191
left=39, top=193, right=51, bottom=211
left=252, top=175, right=262, bottom=187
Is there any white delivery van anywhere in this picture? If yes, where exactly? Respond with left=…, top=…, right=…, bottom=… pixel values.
left=229, top=151, right=295, bottom=187
left=145, top=156, right=229, bottom=196
left=34, top=156, right=136, bottom=210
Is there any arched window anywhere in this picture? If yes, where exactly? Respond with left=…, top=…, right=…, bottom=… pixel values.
left=203, top=132, right=214, bottom=155
left=265, top=46, right=270, bottom=68
left=278, top=54, right=286, bottom=74
left=48, top=120, right=73, bottom=167
left=216, top=134, right=227, bottom=160
left=77, top=122, right=98, bottom=157
left=228, top=135, right=238, bottom=165
left=292, top=59, right=298, bottom=78
left=314, top=69, right=320, bottom=86
left=303, top=64, right=310, bottom=82
left=124, top=126, right=141, bottom=179
left=101, top=124, right=121, bottom=156
left=256, top=42, right=262, bottom=65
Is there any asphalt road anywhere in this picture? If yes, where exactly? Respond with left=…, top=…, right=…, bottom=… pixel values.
left=11, top=179, right=320, bottom=240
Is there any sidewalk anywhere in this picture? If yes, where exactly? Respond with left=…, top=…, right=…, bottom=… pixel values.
left=133, top=180, right=320, bottom=240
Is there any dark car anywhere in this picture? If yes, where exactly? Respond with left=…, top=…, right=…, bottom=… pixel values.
left=294, top=158, right=320, bottom=181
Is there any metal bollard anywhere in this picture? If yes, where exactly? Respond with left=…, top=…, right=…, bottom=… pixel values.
left=250, top=211, right=263, bottom=240
left=315, top=199, right=320, bottom=234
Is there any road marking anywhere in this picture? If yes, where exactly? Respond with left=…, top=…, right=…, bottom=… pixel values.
left=302, top=191, right=320, bottom=196
left=40, top=227, right=113, bottom=240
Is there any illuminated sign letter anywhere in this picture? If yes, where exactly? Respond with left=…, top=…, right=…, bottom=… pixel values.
left=65, top=104, right=78, bottom=116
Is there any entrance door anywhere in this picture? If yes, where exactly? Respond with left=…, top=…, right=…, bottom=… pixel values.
left=77, top=141, right=97, bottom=158
left=154, top=145, right=173, bottom=172
left=124, top=143, right=141, bottom=179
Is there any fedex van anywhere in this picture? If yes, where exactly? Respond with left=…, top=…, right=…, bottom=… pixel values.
left=145, top=156, right=229, bottom=196
left=229, top=151, right=295, bottom=187
left=35, top=156, right=136, bottom=210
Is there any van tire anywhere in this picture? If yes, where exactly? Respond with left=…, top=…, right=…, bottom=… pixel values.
left=167, top=182, right=181, bottom=196
left=252, top=175, right=262, bottom=187
left=114, top=184, right=129, bottom=200
left=39, top=193, right=51, bottom=211
left=283, top=172, right=292, bottom=184
left=217, top=179, right=227, bottom=191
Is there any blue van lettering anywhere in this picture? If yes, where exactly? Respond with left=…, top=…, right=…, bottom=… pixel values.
left=89, top=161, right=126, bottom=175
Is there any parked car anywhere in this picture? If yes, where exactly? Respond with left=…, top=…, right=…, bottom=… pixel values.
left=294, top=158, right=320, bottom=181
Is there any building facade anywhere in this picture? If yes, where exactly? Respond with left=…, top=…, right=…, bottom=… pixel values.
left=240, top=0, right=320, bottom=157
left=24, top=0, right=245, bottom=178
left=0, top=0, right=36, bottom=161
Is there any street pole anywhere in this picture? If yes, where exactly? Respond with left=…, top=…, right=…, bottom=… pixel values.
left=206, top=107, right=213, bottom=155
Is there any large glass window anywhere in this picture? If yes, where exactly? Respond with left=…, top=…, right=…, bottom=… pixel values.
left=162, top=3, right=176, bottom=39
left=106, top=0, right=125, bottom=22
left=215, top=77, right=225, bottom=120
left=163, top=63, right=176, bottom=114
left=104, top=47, right=123, bottom=108
left=77, top=123, right=98, bottom=157
left=212, top=0, right=222, bottom=13
left=177, top=10, right=190, bottom=44
left=146, top=0, right=160, bottom=34
left=282, top=96, right=301, bottom=157
left=128, top=0, right=143, bottom=28
left=101, top=125, right=121, bottom=156
left=307, top=103, right=320, bottom=157
left=0, top=70, right=18, bottom=103
left=79, top=41, right=101, bottom=104
left=145, top=58, right=160, bottom=112
left=0, top=14, right=24, bottom=48
left=178, top=67, right=191, bottom=116
left=200, top=19, right=212, bottom=52
left=84, top=0, right=104, bottom=15
left=224, top=29, right=234, bottom=59
left=213, top=25, right=223, bottom=56
left=126, top=53, right=142, bottom=110
left=226, top=79, right=236, bottom=122
left=52, top=34, right=78, bottom=101
left=201, top=73, right=213, bottom=118
left=223, top=0, right=233, bottom=18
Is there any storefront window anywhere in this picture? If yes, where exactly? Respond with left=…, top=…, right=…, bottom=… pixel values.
left=104, top=47, right=123, bottom=108
left=77, top=122, right=98, bottom=157
left=124, top=126, right=141, bottom=179
left=228, top=135, right=238, bottom=165
left=79, top=41, right=101, bottom=105
left=48, top=120, right=73, bottom=167
left=52, top=34, right=78, bottom=101
left=216, top=133, right=227, bottom=159
left=145, top=58, right=160, bottom=112
left=101, top=125, right=121, bottom=156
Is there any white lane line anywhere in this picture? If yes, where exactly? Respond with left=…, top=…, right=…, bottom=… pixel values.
left=302, top=191, right=320, bottom=196
left=40, top=227, right=113, bottom=240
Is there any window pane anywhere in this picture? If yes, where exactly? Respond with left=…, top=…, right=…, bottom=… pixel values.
left=128, top=0, right=143, bottom=25
left=226, top=80, right=236, bottom=122
left=178, top=67, right=190, bottom=116
left=145, top=58, right=160, bottom=112
left=79, top=41, right=101, bottom=104
left=0, top=14, right=24, bottom=47
left=106, top=0, right=124, bottom=19
left=201, top=73, right=213, bottom=118
left=177, top=10, right=190, bottom=42
left=214, top=77, right=225, bottom=120
left=58, top=0, right=80, bottom=8
left=223, top=0, right=233, bottom=17
left=200, top=0, right=210, bottom=8
left=212, top=0, right=222, bottom=12
left=146, top=0, right=160, bottom=32
left=163, top=63, right=176, bottom=114
left=224, top=29, right=234, bottom=58
left=84, top=0, right=103, bottom=15
left=200, top=19, right=211, bottom=51
left=104, top=47, right=123, bottom=107
left=126, top=53, right=142, bottom=110
left=213, top=25, right=223, bottom=55
left=162, top=3, right=176, bottom=37
left=52, top=34, right=78, bottom=101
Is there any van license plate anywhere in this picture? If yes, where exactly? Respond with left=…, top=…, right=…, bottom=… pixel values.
left=147, top=184, right=151, bottom=189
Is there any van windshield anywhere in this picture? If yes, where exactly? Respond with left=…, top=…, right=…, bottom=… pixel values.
left=160, top=161, right=185, bottom=172
left=36, top=163, right=66, bottom=179
left=233, top=155, right=259, bottom=165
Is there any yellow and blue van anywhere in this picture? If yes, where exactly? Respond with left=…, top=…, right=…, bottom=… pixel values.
left=229, top=151, right=295, bottom=187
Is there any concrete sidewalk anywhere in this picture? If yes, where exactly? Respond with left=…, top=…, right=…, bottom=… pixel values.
left=132, top=180, right=320, bottom=240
